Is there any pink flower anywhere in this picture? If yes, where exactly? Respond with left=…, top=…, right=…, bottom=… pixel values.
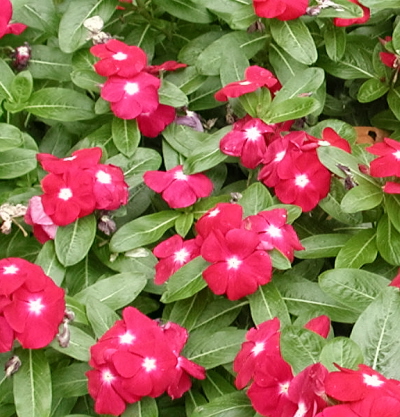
left=252, top=0, right=308, bottom=21
left=220, top=117, right=274, bottom=169
left=101, top=73, right=160, bottom=120
left=90, top=39, right=147, bottom=78
left=215, top=66, right=281, bottom=101
left=244, top=208, right=304, bottom=261
left=88, top=164, right=129, bottom=211
left=0, top=0, right=27, bottom=39
left=24, top=196, right=58, bottom=243
left=136, top=104, right=176, bottom=137
left=201, top=228, right=272, bottom=300
left=153, top=235, right=201, bottom=284
left=233, top=318, right=281, bottom=389
left=143, top=165, right=213, bottom=209
left=333, top=0, right=370, bottom=27
left=41, top=170, right=96, bottom=226
left=366, top=138, right=400, bottom=177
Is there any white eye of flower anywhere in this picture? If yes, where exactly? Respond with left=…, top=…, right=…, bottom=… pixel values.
left=174, top=248, right=189, bottom=263
left=96, top=170, right=112, bottom=184
left=266, top=224, right=282, bottom=238
left=295, top=174, right=309, bottom=188
left=244, top=127, right=261, bottom=141
left=274, top=150, right=286, bottom=162
left=3, top=265, right=19, bottom=274
left=119, top=331, right=135, bottom=345
left=101, top=369, right=115, bottom=384
left=393, top=150, right=400, bottom=160
left=142, top=357, right=157, bottom=372
left=58, top=188, right=73, bottom=201
left=124, top=82, right=139, bottom=95
left=251, top=342, right=264, bottom=356
left=28, top=298, right=45, bottom=315
left=363, top=373, right=384, bottom=387
left=174, top=171, right=188, bottom=181
left=113, top=52, right=128, bottom=61
left=227, top=256, right=242, bottom=269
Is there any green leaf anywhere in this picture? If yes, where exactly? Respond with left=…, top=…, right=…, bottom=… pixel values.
left=201, top=370, right=236, bottom=401
left=52, top=363, right=90, bottom=398
left=270, top=19, right=317, bottom=65
left=295, top=234, right=352, bottom=259
left=376, top=214, right=400, bottom=265
left=75, top=272, right=147, bottom=310
left=248, top=282, right=291, bottom=326
left=392, top=14, right=400, bottom=54
left=12, top=0, right=58, bottom=34
left=0, top=123, right=23, bottom=152
left=239, top=88, right=272, bottom=119
left=265, top=97, right=320, bottom=123
left=320, top=337, right=364, bottom=372
left=191, top=392, right=254, bottom=417
left=165, top=66, right=207, bottom=95
left=334, top=228, right=377, bottom=269
left=220, top=42, right=249, bottom=86
left=35, top=240, right=66, bottom=286
left=184, top=328, right=246, bottom=369
left=14, top=348, right=51, bottom=417
left=0, top=59, right=14, bottom=102
left=58, top=0, right=118, bottom=53
left=239, top=183, right=273, bottom=217
left=161, top=123, right=206, bottom=158
left=385, top=194, right=400, bottom=233
left=112, top=118, right=140, bottom=157
left=71, top=69, right=105, bottom=92
left=280, top=326, right=326, bottom=374
left=153, top=0, right=213, bottom=23
left=55, top=215, right=96, bottom=267
left=9, top=71, right=33, bottom=103
left=319, top=268, right=388, bottom=313
left=183, top=126, right=231, bottom=174
left=86, top=297, right=119, bottom=338
left=29, top=46, right=73, bottom=82
left=270, top=249, right=292, bottom=270
left=357, top=78, right=389, bottom=103
left=323, top=22, right=346, bottom=62
left=388, top=87, right=400, bottom=121
left=351, top=287, right=400, bottom=378
left=189, top=76, right=222, bottom=111
left=122, top=397, right=158, bottom=417
left=340, top=183, right=383, bottom=213
left=0, top=148, right=37, bottom=179
left=161, top=257, right=209, bottom=303
left=25, top=88, right=95, bottom=121
left=110, top=211, right=180, bottom=252
left=159, top=80, right=188, bottom=107
left=269, top=43, right=308, bottom=84
left=50, top=325, right=95, bottom=361
left=175, top=212, right=194, bottom=237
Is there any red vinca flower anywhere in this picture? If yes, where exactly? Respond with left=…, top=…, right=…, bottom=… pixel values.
left=145, top=60, right=187, bottom=75
left=143, top=165, right=213, bottom=209
left=201, top=228, right=272, bottom=300
left=333, top=0, right=370, bottom=27
left=101, top=72, right=160, bottom=120
left=244, top=208, right=304, bottom=261
left=304, top=315, right=331, bottom=339
left=252, top=0, right=308, bottom=21
left=90, top=39, right=147, bottom=78
left=153, top=235, right=201, bottom=284
left=215, top=65, right=281, bottom=101
left=136, top=103, right=176, bottom=137
left=366, top=137, right=400, bottom=177
left=220, top=116, right=274, bottom=169
left=0, top=0, right=27, bottom=39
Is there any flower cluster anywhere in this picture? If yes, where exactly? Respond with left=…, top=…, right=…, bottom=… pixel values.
left=0, top=257, right=65, bottom=351
left=366, top=138, right=400, bottom=194
left=91, top=39, right=186, bottom=137
left=0, top=0, right=27, bottom=39
left=25, top=147, right=128, bottom=241
left=86, top=307, right=206, bottom=416
left=153, top=203, right=304, bottom=300
left=234, top=316, right=330, bottom=417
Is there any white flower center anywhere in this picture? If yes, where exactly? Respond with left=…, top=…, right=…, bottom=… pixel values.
left=279, top=381, right=290, bottom=395
left=251, top=342, right=264, bottom=356
left=142, top=357, right=157, bottom=372
left=295, top=174, right=309, bottom=188
left=227, top=256, right=242, bottom=270
left=266, top=224, right=282, bottom=238
left=208, top=208, right=220, bottom=217
left=393, top=150, right=400, bottom=160
left=102, top=369, right=115, bottom=384
left=363, top=373, right=384, bottom=387
left=58, top=188, right=73, bottom=201
left=318, top=140, right=331, bottom=147
left=274, top=150, right=286, bottom=162
left=239, top=81, right=252, bottom=85
left=124, top=82, right=139, bottom=95
left=96, top=170, right=112, bottom=184
left=174, top=248, right=189, bottom=263
left=3, top=265, right=19, bottom=275
left=119, top=331, right=135, bottom=345
left=28, top=298, right=45, bottom=315
left=174, top=171, right=188, bottom=181
left=244, top=127, right=261, bottom=142
left=63, top=156, right=76, bottom=161
left=113, top=52, right=128, bottom=61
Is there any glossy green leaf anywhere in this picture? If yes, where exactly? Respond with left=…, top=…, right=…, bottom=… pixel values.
left=153, top=0, right=213, bottom=23
left=341, top=183, right=383, bottom=213
left=376, top=214, right=400, bottom=265
left=201, top=370, right=236, bottom=401
left=320, top=337, right=364, bottom=372
left=269, top=43, right=308, bottom=84
left=29, top=46, right=73, bottom=82
left=239, top=182, right=273, bottom=217
left=385, top=193, right=400, bottom=233
left=357, top=78, right=389, bottom=103
left=295, top=234, right=352, bottom=259
left=52, top=363, right=90, bottom=398
left=9, top=71, right=33, bottom=103
left=12, top=0, right=58, bottom=34
left=86, top=297, right=119, bottom=338
left=159, top=80, right=188, bottom=107
left=122, top=397, right=158, bottom=417
left=175, top=212, right=194, bottom=237
left=191, top=392, right=253, bottom=417
left=35, top=240, right=66, bottom=286
left=265, top=97, right=320, bottom=123
left=0, top=148, right=37, bottom=179
left=55, top=215, right=97, bottom=267
left=112, top=118, right=140, bottom=157
left=323, top=22, right=346, bottom=62
left=0, top=123, right=23, bottom=152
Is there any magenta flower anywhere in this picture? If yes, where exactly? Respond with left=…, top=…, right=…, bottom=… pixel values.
left=252, top=0, right=308, bottom=21
left=145, top=60, right=187, bottom=75
left=24, top=196, right=58, bottom=243
left=201, top=228, right=272, bottom=300
left=101, top=73, right=160, bottom=120
left=136, top=104, right=176, bottom=138
left=304, top=315, right=331, bottom=339
left=215, top=65, right=281, bottom=101
left=143, top=165, right=213, bottom=209
left=366, top=138, right=400, bottom=177
left=0, top=0, right=27, bottom=39
left=90, top=39, right=147, bottom=78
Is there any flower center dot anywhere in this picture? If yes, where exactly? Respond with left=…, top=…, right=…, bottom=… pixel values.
left=363, top=373, right=384, bottom=387
left=393, top=150, right=400, bottom=160
left=96, top=170, right=112, bottom=184
left=119, top=331, right=135, bottom=345
left=251, top=342, right=264, bottom=356
left=3, top=265, right=19, bottom=274
left=244, top=127, right=261, bottom=142
left=58, top=188, right=73, bottom=201
left=124, top=82, right=139, bottom=95
left=279, top=381, right=290, bottom=395
left=142, top=357, right=157, bottom=372
left=174, top=171, right=188, bottom=181
left=274, top=150, right=286, bottom=162
left=266, top=224, right=282, bottom=238
left=174, top=248, right=189, bottom=263
left=28, top=298, right=45, bottom=315
left=295, top=174, right=309, bottom=188
left=227, top=256, right=242, bottom=269
left=208, top=208, right=220, bottom=217
left=113, top=52, right=128, bottom=61
left=102, top=370, right=115, bottom=384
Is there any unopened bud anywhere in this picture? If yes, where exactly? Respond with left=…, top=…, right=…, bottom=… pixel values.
left=64, top=308, right=75, bottom=322
left=57, top=321, right=71, bottom=348
left=4, top=356, right=21, bottom=377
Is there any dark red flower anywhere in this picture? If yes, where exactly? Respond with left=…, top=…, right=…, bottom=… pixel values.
left=333, top=0, right=370, bottom=27
left=315, top=128, right=352, bottom=153
left=101, top=73, right=160, bottom=120
left=136, top=104, right=176, bottom=137
left=366, top=138, right=400, bottom=178
left=252, top=0, right=308, bottom=21
left=0, top=314, right=14, bottom=353
left=215, top=65, right=281, bottom=101
left=0, top=0, right=27, bottom=39
left=304, top=315, right=331, bottom=338
left=90, top=39, right=147, bottom=78
left=143, top=165, right=213, bottom=209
